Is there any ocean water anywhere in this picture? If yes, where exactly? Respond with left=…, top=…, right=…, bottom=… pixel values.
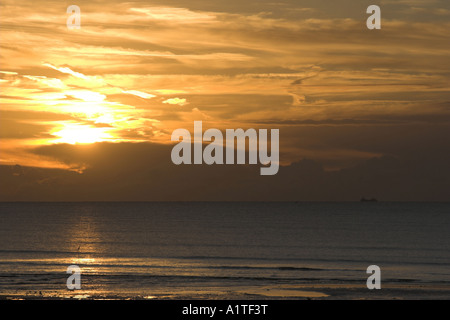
left=0, top=202, right=449, bottom=299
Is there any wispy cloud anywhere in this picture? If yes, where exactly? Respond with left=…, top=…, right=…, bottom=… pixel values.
left=122, top=90, right=156, bottom=99
left=43, top=63, right=89, bottom=80
left=163, top=98, right=187, bottom=106
left=129, top=7, right=217, bottom=23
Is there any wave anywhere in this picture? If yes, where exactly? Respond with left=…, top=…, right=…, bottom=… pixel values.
left=0, top=260, right=327, bottom=272
left=3, top=272, right=448, bottom=286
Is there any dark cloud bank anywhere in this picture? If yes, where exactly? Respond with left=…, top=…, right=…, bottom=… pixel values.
left=1, top=141, right=449, bottom=201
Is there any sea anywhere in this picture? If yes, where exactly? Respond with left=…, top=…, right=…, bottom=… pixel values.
left=0, top=202, right=449, bottom=299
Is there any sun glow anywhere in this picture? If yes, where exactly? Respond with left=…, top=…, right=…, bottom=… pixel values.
left=51, top=123, right=114, bottom=144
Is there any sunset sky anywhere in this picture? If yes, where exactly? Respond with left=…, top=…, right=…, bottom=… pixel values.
left=1, top=0, right=449, bottom=201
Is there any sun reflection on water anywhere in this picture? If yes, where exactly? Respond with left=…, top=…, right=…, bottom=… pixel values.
left=63, top=209, right=107, bottom=298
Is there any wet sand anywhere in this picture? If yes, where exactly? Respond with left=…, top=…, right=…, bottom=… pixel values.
left=2, top=283, right=450, bottom=300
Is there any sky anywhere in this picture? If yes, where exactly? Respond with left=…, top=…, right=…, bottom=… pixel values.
left=0, top=0, right=449, bottom=201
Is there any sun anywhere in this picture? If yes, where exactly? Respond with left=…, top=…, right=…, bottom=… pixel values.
left=51, top=122, right=114, bottom=144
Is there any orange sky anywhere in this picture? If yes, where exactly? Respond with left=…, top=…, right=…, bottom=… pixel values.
left=1, top=0, right=449, bottom=200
